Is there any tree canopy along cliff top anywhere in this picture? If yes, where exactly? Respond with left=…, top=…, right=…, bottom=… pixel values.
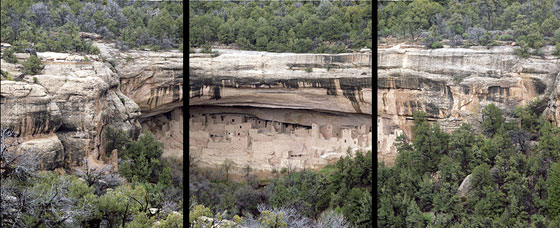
left=0, top=0, right=184, bottom=53
left=189, top=0, right=373, bottom=53
left=378, top=0, right=560, bottom=55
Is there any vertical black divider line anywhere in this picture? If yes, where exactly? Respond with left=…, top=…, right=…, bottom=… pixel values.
left=0, top=78, right=2, bottom=228
left=183, top=3, right=190, bottom=227
left=373, top=3, right=379, bottom=227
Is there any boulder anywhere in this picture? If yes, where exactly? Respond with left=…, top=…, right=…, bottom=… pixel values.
left=458, top=174, right=473, bottom=198
left=18, top=135, right=64, bottom=170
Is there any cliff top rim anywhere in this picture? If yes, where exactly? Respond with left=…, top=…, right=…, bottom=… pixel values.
left=189, top=48, right=372, bottom=57
left=378, top=44, right=559, bottom=53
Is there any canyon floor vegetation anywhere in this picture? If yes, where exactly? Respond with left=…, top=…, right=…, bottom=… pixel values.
left=189, top=149, right=372, bottom=227
left=378, top=100, right=560, bottom=227
left=0, top=128, right=183, bottom=227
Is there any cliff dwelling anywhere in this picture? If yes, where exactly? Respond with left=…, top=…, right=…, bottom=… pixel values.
left=189, top=50, right=373, bottom=174
left=189, top=106, right=372, bottom=173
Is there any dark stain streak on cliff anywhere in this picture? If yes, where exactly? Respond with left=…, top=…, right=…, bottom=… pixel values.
left=190, top=77, right=371, bottom=106
left=12, top=111, right=61, bottom=137
left=486, top=86, right=510, bottom=103
left=446, top=85, right=454, bottom=113
left=211, top=86, right=221, bottom=100
left=532, top=78, right=547, bottom=95
left=172, top=84, right=181, bottom=101
left=462, top=85, right=470, bottom=94
left=425, top=103, right=440, bottom=117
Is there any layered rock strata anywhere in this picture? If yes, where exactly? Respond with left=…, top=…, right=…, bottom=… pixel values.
left=1, top=42, right=183, bottom=170
left=1, top=51, right=141, bottom=168
left=378, top=45, right=560, bottom=166
left=189, top=50, right=372, bottom=174
left=95, top=42, right=184, bottom=158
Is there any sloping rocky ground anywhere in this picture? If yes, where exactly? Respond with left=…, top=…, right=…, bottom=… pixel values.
left=378, top=45, right=560, bottom=165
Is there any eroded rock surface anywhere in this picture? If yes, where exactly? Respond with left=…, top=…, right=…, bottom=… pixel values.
left=457, top=174, right=473, bottom=198
left=189, top=50, right=373, bottom=174
left=18, top=135, right=64, bottom=170
left=1, top=42, right=183, bottom=170
left=190, top=50, right=372, bottom=115
left=378, top=45, right=560, bottom=166
left=95, top=42, right=184, bottom=159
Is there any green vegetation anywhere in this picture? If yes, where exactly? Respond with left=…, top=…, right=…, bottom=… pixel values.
left=189, top=150, right=372, bottom=227
left=117, top=131, right=166, bottom=184
left=549, top=162, right=560, bottom=219
left=305, top=67, right=313, bottom=73
left=189, top=1, right=372, bottom=53
left=201, top=43, right=212, bottom=54
left=514, top=42, right=531, bottom=58
left=0, top=69, right=12, bottom=80
left=1, top=126, right=183, bottom=226
left=379, top=0, right=560, bottom=56
left=378, top=100, right=560, bottom=226
left=1, top=0, right=183, bottom=53
left=104, top=126, right=131, bottom=157
left=3, top=47, right=18, bottom=63
left=22, top=55, right=42, bottom=75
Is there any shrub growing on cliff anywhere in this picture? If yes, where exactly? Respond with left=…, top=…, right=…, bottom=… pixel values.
left=430, top=41, right=443, bottom=49
left=3, top=48, right=18, bottom=63
left=527, top=31, right=546, bottom=49
left=499, top=34, right=514, bottom=41
left=201, top=43, right=212, bottom=54
left=22, top=55, right=42, bottom=75
left=1, top=69, right=11, bottom=80
left=482, top=104, right=505, bottom=138
left=550, top=162, right=560, bottom=219
left=554, top=42, right=560, bottom=56
left=514, top=41, right=531, bottom=58
left=424, top=25, right=443, bottom=49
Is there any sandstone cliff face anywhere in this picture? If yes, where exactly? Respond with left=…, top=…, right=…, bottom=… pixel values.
left=189, top=50, right=372, bottom=174
left=1, top=42, right=183, bottom=170
left=190, top=50, right=372, bottom=115
left=378, top=45, right=560, bottom=166
left=95, top=42, right=184, bottom=158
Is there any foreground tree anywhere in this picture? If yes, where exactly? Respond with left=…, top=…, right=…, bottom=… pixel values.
left=119, top=131, right=164, bottom=183
left=549, top=162, right=560, bottom=219
left=482, top=104, right=505, bottom=138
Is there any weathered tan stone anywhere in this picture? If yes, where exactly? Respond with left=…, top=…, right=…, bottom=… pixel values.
left=189, top=49, right=372, bottom=174
left=18, top=135, right=64, bottom=170
left=141, top=107, right=183, bottom=158
left=94, top=41, right=184, bottom=160
left=0, top=43, right=164, bottom=170
left=189, top=49, right=372, bottom=115
left=458, top=174, right=473, bottom=198
left=0, top=81, right=62, bottom=137
left=378, top=45, right=560, bottom=165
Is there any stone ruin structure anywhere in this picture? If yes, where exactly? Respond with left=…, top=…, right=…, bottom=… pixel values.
left=189, top=49, right=373, bottom=174
left=190, top=111, right=372, bottom=172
